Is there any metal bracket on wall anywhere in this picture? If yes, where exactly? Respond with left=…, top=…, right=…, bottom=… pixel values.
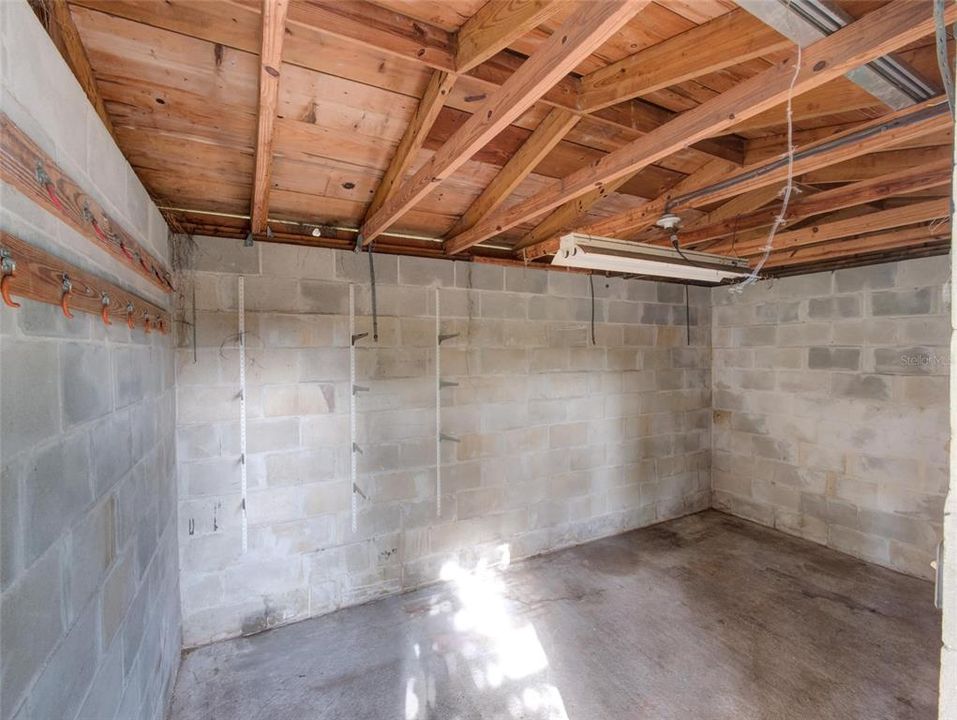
left=349, top=284, right=370, bottom=532
left=238, top=276, right=248, bottom=553
left=434, top=289, right=461, bottom=517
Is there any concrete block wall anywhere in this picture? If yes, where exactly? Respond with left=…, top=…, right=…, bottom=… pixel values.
left=0, top=3, right=180, bottom=720
left=176, top=238, right=713, bottom=646
left=712, top=258, right=950, bottom=579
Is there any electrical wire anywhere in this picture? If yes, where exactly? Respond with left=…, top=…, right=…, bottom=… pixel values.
left=367, top=244, right=379, bottom=341
left=589, top=274, right=596, bottom=346
left=733, top=7, right=802, bottom=291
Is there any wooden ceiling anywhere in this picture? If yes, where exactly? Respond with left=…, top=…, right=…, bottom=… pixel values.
left=31, top=0, right=956, bottom=277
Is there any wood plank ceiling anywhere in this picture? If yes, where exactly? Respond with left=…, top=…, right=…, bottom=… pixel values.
left=31, top=0, right=956, bottom=277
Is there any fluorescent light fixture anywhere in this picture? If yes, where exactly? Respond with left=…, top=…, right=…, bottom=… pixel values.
left=551, top=233, right=751, bottom=283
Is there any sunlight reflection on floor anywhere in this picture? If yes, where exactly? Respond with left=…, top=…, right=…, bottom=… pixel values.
left=404, top=544, right=570, bottom=720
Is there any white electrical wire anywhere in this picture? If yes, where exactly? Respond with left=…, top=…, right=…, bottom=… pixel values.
left=733, top=6, right=802, bottom=291
left=349, top=284, right=358, bottom=533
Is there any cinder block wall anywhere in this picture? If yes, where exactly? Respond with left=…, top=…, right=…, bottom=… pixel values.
left=712, top=259, right=950, bottom=579
left=175, top=238, right=712, bottom=646
left=0, top=3, right=180, bottom=720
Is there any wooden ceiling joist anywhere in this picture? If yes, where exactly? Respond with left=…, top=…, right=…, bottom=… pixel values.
left=527, top=96, right=953, bottom=258
left=249, top=0, right=289, bottom=235
left=455, top=0, right=562, bottom=73
left=515, top=156, right=737, bottom=252
left=28, top=0, right=115, bottom=139
left=364, top=70, right=457, bottom=224
left=577, top=8, right=792, bottom=112
left=360, top=0, right=648, bottom=245
left=709, top=197, right=951, bottom=258
left=763, top=224, right=951, bottom=270
left=447, top=106, right=579, bottom=237
left=444, top=0, right=957, bottom=257
left=674, top=158, right=953, bottom=249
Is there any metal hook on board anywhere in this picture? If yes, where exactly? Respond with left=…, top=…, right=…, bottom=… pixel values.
left=1, top=248, right=20, bottom=309
left=143, top=311, right=152, bottom=334
left=100, top=292, right=112, bottom=326
left=35, top=162, right=66, bottom=213
left=126, top=302, right=135, bottom=330
left=60, top=275, right=74, bottom=318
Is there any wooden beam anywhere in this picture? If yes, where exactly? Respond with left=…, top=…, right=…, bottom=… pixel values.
left=456, top=0, right=562, bottom=73
left=28, top=0, right=115, bottom=139
left=443, top=0, right=956, bottom=256
left=551, top=97, right=952, bottom=253
left=513, top=156, right=736, bottom=252
left=364, top=71, right=457, bottom=223
left=799, top=146, right=948, bottom=184
left=713, top=198, right=950, bottom=257
left=249, top=0, right=289, bottom=235
left=447, top=107, right=579, bottom=236
left=680, top=184, right=785, bottom=234
left=360, top=0, right=647, bottom=244
left=73, top=0, right=744, bottom=167
left=762, top=224, right=950, bottom=269
left=577, top=8, right=791, bottom=112
left=0, top=230, right=171, bottom=331
left=676, top=159, right=953, bottom=248
left=0, top=112, right=173, bottom=292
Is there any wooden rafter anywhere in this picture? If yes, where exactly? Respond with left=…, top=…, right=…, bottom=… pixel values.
left=456, top=0, right=562, bottom=73
left=710, top=197, right=950, bottom=257
left=28, top=0, right=115, bottom=139
left=71, top=0, right=744, bottom=167
left=249, top=0, right=289, bottom=235
left=515, top=156, right=736, bottom=252
left=447, top=107, right=579, bottom=237
left=521, top=96, right=952, bottom=259
left=364, top=71, right=457, bottom=224
left=444, top=0, right=957, bottom=256
left=763, top=224, right=950, bottom=269
left=360, top=0, right=648, bottom=245
left=673, top=159, right=953, bottom=249
left=577, top=8, right=791, bottom=112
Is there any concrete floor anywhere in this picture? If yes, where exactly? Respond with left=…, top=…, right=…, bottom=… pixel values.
left=169, top=511, right=941, bottom=720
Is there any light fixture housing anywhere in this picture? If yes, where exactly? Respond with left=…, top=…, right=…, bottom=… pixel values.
left=551, top=233, right=750, bottom=284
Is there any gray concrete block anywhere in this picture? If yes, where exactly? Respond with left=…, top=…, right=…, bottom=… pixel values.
left=101, top=545, right=137, bottom=648
left=833, top=262, right=897, bottom=292
left=0, top=458, right=21, bottom=590
left=17, top=300, right=92, bottom=339
left=299, top=280, right=349, bottom=314
left=1, top=337, right=60, bottom=457
left=337, top=249, right=398, bottom=284
left=871, top=287, right=932, bottom=316
left=808, top=347, right=861, bottom=371
left=830, top=373, right=891, bottom=401
left=874, top=346, right=946, bottom=375
left=91, top=409, right=133, bottom=497
left=454, top=261, right=503, bottom=291
left=24, top=431, right=92, bottom=563
left=26, top=598, right=99, bottom=720
left=190, top=236, right=260, bottom=274
left=504, top=266, right=547, bottom=294
left=807, top=295, right=861, bottom=319
left=67, top=496, right=115, bottom=622
left=0, top=546, right=64, bottom=720
left=74, top=637, right=123, bottom=720
left=398, top=255, right=454, bottom=287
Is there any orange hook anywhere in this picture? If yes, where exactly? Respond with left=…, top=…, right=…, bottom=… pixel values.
left=100, top=293, right=112, bottom=326
left=126, top=303, right=135, bottom=330
left=60, top=276, right=74, bottom=318
left=1, top=249, right=19, bottom=309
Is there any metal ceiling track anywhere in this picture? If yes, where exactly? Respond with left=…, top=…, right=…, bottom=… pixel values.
left=737, top=0, right=937, bottom=110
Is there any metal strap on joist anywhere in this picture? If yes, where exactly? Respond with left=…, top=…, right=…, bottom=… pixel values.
left=438, top=332, right=459, bottom=344
left=238, top=277, right=248, bottom=553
